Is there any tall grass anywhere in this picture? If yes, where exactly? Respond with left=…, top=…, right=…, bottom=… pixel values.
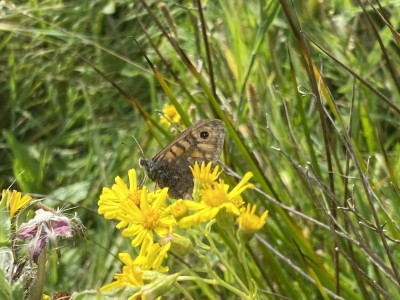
left=1, top=0, right=399, bottom=298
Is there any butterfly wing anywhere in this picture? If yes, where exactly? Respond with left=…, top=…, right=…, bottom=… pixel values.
left=142, top=119, right=225, bottom=199
left=153, top=119, right=225, bottom=165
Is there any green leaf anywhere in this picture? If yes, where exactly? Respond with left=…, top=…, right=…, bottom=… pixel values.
left=0, top=264, right=12, bottom=300
left=0, top=192, right=11, bottom=246
left=3, top=131, right=43, bottom=193
left=0, top=212, right=11, bottom=246
left=11, top=281, right=24, bottom=300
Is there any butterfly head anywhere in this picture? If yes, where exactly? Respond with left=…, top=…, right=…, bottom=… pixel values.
left=138, top=157, right=153, bottom=188
left=139, top=157, right=160, bottom=180
left=139, top=157, right=151, bottom=172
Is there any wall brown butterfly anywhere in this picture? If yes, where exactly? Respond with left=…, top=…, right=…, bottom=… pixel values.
left=139, top=119, right=225, bottom=199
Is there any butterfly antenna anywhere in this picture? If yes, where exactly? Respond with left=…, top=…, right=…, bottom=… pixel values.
left=131, top=135, right=148, bottom=188
left=132, top=135, right=145, bottom=158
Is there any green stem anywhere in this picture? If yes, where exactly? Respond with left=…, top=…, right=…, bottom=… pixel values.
left=33, top=249, right=46, bottom=300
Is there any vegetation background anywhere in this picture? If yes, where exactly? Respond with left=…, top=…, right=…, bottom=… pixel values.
left=1, top=0, right=399, bottom=299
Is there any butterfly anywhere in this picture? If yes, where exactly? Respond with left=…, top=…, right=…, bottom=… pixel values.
left=139, top=119, right=225, bottom=199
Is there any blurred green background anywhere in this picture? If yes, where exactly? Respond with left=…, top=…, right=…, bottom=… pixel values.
left=1, top=0, right=399, bottom=298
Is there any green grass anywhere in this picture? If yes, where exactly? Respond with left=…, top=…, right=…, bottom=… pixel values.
left=1, top=0, right=400, bottom=299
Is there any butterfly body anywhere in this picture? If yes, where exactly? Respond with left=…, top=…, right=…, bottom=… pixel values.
left=140, top=119, right=225, bottom=199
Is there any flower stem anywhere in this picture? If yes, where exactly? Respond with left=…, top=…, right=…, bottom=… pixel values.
left=32, top=249, right=46, bottom=300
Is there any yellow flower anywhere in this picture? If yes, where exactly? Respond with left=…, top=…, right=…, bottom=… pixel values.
left=136, top=242, right=171, bottom=272
left=101, top=245, right=171, bottom=300
left=178, top=172, right=254, bottom=228
left=237, top=203, right=268, bottom=233
left=166, top=199, right=188, bottom=219
left=98, top=169, right=142, bottom=227
left=2, top=189, right=32, bottom=218
left=190, top=162, right=221, bottom=197
left=101, top=253, right=144, bottom=298
left=160, top=104, right=181, bottom=127
left=119, top=186, right=177, bottom=249
left=228, top=172, right=255, bottom=200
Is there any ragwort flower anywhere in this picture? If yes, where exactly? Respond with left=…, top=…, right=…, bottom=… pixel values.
left=190, top=162, right=222, bottom=198
left=165, top=199, right=188, bottom=219
left=160, top=104, right=181, bottom=128
left=135, top=241, right=171, bottom=273
left=119, top=186, right=177, bottom=249
left=2, top=189, right=32, bottom=218
left=237, top=203, right=268, bottom=234
left=98, top=169, right=141, bottom=222
left=101, top=243, right=171, bottom=300
left=101, top=252, right=144, bottom=298
left=178, top=172, right=254, bottom=228
left=190, top=162, right=221, bottom=186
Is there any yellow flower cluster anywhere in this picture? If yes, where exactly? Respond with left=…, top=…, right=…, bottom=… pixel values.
left=97, top=162, right=268, bottom=297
